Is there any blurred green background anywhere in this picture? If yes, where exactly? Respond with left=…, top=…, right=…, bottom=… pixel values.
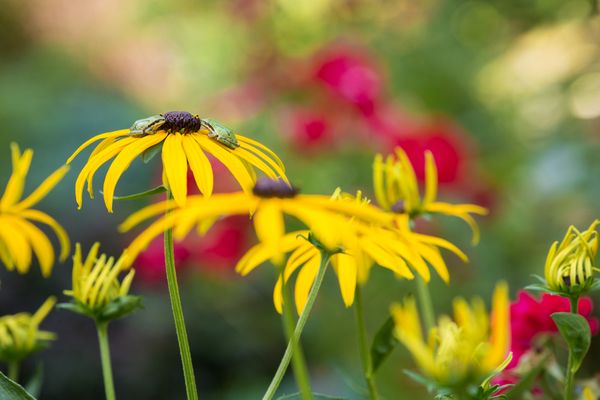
left=1, top=0, right=600, bottom=398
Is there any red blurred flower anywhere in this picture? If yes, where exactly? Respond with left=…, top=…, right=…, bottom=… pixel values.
left=134, top=237, right=191, bottom=284
left=284, top=107, right=333, bottom=151
left=509, top=290, right=599, bottom=368
left=313, top=47, right=382, bottom=116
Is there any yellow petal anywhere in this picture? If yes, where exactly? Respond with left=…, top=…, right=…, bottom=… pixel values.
left=483, top=281, right=510, bottom=370
left=361, top=236, right=414, bottom=279
left=119, top=199, right=178, bottom=232
left=181, top=135, right=213, bottom=197
left=294, top=254, right=320, bottom=314
left=8, top=217, right=55, bottom=277
left=194, top=135, right=255, bottom=193
left=236, top=145, right=286, bottom=181
left=162, top=133, right=189, bottom=207
left=423, top=151, right=437, bottom=206
left=253, top=200, right=285, bottom=263
left=13, top=165, right=70, bottom=212
left=66, top=129, right=129, bottom=164
left=104, top=133, right=168, bottom=212
left=236, top=134, right=286, bottom=171
left=19, top=209, right=70, bottom=262
left=1, top=146, right=33, bottom=209
left=0, top=218, right=31, bottom=273
left=31, top=297, right=57, bottom=325
left=373, top=154, right=389, bottom=209
left=332, top=252, right=357, bottom=307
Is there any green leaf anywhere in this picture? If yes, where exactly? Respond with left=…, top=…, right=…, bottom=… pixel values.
left=551, top=312, right=591, bottom=373
left=370, top=316, right=398, bottom=373
left=24, top=364, right=43, bottom=398
left=99, top=295, right=143, bottom=323
left=0, top=371, right=37, bottom=400
left=276, top=393, right=348, bottom=400
left=141, top=142, right=163, bottom=163
left=104, top=185, right=167, bottom=201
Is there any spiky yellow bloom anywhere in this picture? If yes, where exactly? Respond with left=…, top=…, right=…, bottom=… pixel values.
left=64, top=243, right=135, bottom=312
left=0, top=297, right=56, bottom=363
left=66, top=111, right=287, bottom=212
left=391, top=282, right=511, bottom=388
left=544, top=221, right=599, bottom=296
left=119, top=178, right=395, bottom=267
left=373, top=148, right=487, bottom=244
left=0, top=143, right=70, bottom=277
left=237, top=222, right=468, bottom=314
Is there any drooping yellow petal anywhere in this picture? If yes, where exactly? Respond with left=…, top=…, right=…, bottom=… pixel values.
left=66, top=129, right=129, bottom=164
left=236, top=134, right=286, bottom=171
left=234, top=147, right=281, bottom=179
left=181, top=135, right=213, bottom=197
left=194, top=135, right=255, bottom=193
left=294, top=254, right=320, bottom=314
left=31, top=297, right=56, bottom=325
left=161, top=133, right=189, bottom=207
left=118, top=199, right=178, bottom=232
left=1, top=145, right=33, bottom=209
left=423, top=151, right=437, bottom=206
left=8, top=217, right=55, bottom=277
left=0, top=219, right=32, bottom=273
left=332, top=252, right=357, bottom=307
left=19, top=209, right=70, bottom=262
left=13, top=165, right=70, bottom=212
left=361, top=236, right=414, bottom=279
left=373, top=154, right=389, bottom=209
left=253, top=200, right=285, bottom=263
left=482, top=281, right=510, bottom=371
left=104, top=133, right=168, bottom=213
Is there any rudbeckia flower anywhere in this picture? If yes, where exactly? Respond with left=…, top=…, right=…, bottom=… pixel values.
left=0, top=297, right=56, bottom=364
left=119, top=178, right=394, bottom=267
left=64, top=243, right=136, bottom=314
left=373, top=147, right=487, bottom=244
left=391, top=282, right=511, bottom=390
left=236, top=221, right=468, bottom=315
left=66, top=111, right=287, bottom=212
left=0, top=143, right=70, bottom=277
left=544, top=220, right=599, bottom=296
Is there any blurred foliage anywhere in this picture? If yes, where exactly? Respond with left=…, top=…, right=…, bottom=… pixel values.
left=1, top=0, right=600, bottom=398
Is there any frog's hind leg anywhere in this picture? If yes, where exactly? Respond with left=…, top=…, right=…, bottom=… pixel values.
left=200, top=120, right=218, bottom=138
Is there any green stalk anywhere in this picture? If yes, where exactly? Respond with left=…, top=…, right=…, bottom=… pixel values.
left=96, top=322, right=116, bottom=400
left=564, top=296, right=579, bottom=400
left=354, top=285, right=379, bottom=400
left=281, top=273, right=313, bottom=400
left=415, top=276, right=435, bottom=332
left=7, top=361, right=19, bottom=382
left=165, top=191, right=198, bottom=400
left=262, top=253, right=330, bottom=400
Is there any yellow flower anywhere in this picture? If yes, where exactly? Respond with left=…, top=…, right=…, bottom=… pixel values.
left=237, top=222, right=468, bottom=314
left=0, top=143, right=70, bottom=277
left=0, top=297, right=56, bottom=363
left=119, top=178, right=395, bottom=267
left=64, top=243, right=135, bottom=312
left=544, top=221, right=599, bottom=296
left=391, top=282, right=511, bottom=388
left=373, top=148, right=487, bottom=244
left=66, top=111, right=287, bottom=212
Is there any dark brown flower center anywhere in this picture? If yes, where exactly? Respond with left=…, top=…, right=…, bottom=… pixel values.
left=390, top=200, right=405, bottom=213
left=252, top=178, right=299, bottom=198
left=161, top=111, right=201, bottom=133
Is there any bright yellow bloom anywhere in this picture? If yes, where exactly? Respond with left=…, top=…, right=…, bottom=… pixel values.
left=119, top=179, right=395, bottom=267
left=66, top=112, right=287, bottom=212
left=237, top=222, right=468, bottom=314
left=544, top=221, right=599, bottom=295
left=373, top=148, right=487, bottom=244
left=0, top=143, right=70, bottom=277
left=64, top=243, right=135, bottom=312
left=0, top=297, right=56, bottom=363
left=391, top=282, right=511, bottom=388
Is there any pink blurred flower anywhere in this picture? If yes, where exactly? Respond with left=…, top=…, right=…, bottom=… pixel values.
left=134, top=237, right=191, bottom=284
left=284, top=107, right=334, bottom=151
left=313, top=47, right=382, bottom=116
left=509, top=290, right=599, bottom=368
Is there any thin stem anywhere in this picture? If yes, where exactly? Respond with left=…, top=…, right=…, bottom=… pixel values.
left=415, top=276, right=435, bottom=332
left=96, top=322, right=116, bottom=400
left=262, top=253, right=330, bottom=400
left=7, top=361, right=19, bottom=382
left=282, top=273, right=313, bottom=400
left=354, top=285, right=379, bottom=400
left=164, top=191, right=198, bottom=400
left=564, top=296, right=579, bottom=400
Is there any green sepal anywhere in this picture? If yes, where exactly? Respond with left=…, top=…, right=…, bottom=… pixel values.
left=276, top=393, right=348, bottom=400
left=551, top=312, right=591, bottom=373
left=107, top=185, right=167, bottom=201
left=0, top=371, right=37, bottom=400
left=370, top=316, right=398, bottom=373
left=403, top=369, right=440, bottom=393
left=141, top=142, right=163, bottom=163
left=58, top=295, right=143, bottom=324
left=24, top=364, right=43, bottom=398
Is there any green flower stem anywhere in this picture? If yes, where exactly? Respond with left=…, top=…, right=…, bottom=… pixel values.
left=263, top=252, right=330, bottom=400
left=564, top=296, right=579, bottom=400
left=7, top=361, right=19, bottom=382
left=165, top=191, right=198, bottom=400
left=415, top=276, right=435, bottom=332
left=354, top=285, right=379, bottom=400
left=96, top=322, right=116, bottom=400
left=281, top=274, right=313, bottom=400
